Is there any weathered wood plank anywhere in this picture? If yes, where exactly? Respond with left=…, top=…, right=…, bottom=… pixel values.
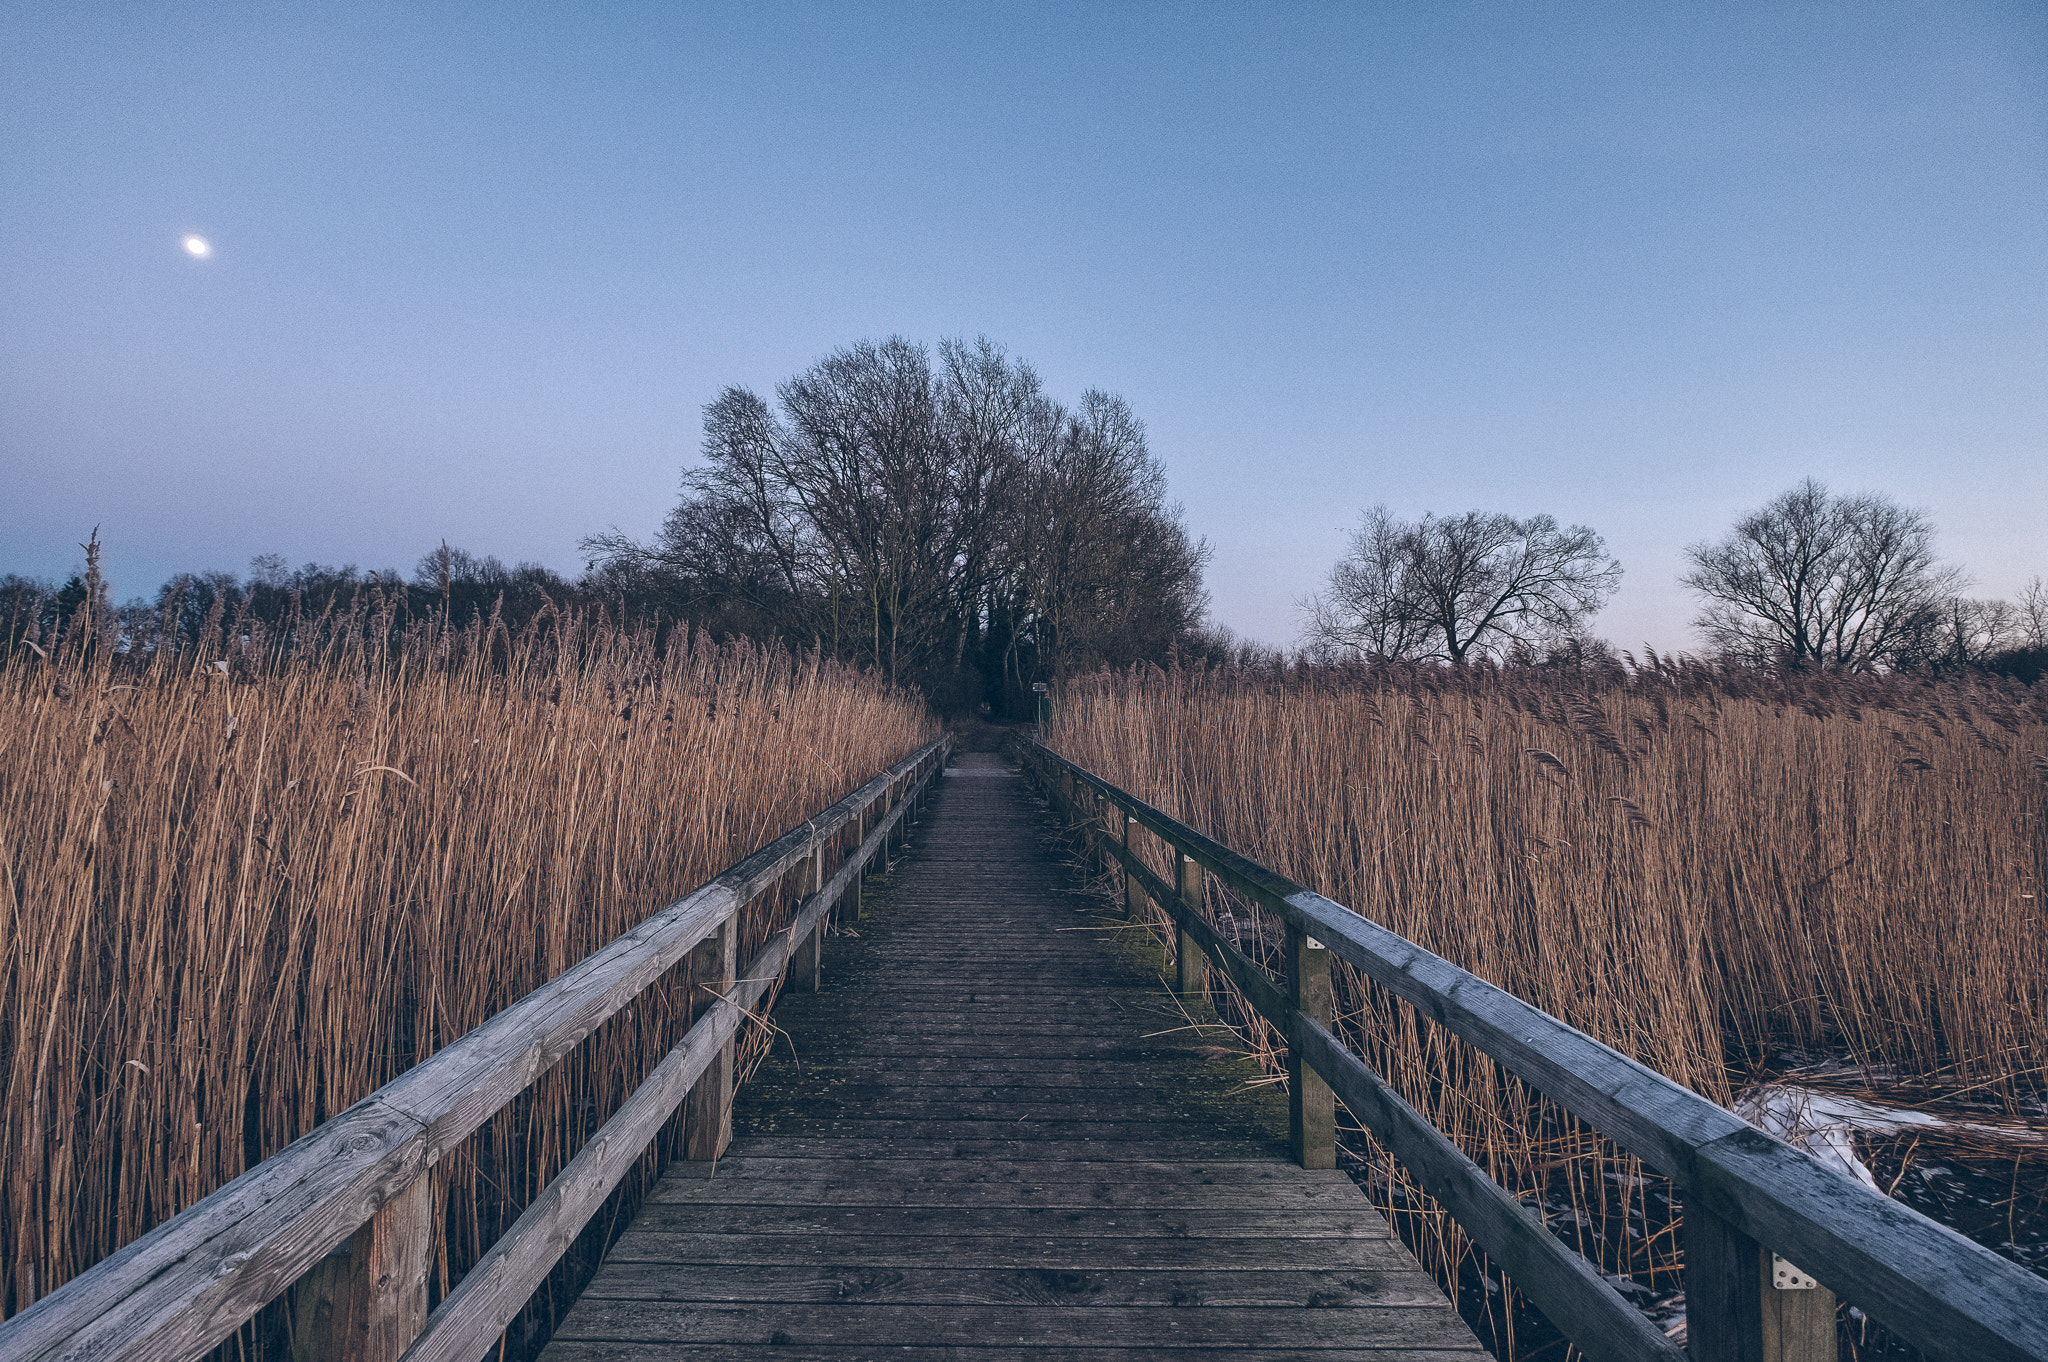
left=670, top=1135, right=1284, bottom=1162
left=620, top=1202, right=1388, bottom=1238
left=550, top=1300, right=1477, bottom=1348
left=597, top=1231, right=1416, bottom=1271
left=725, top=1119, right=1279, bottom=1144
left=650, top=1155, right=1342, bottom=1186
left=572, top=1262, right=1443, bottom=1307
left=543, top=1346, right=1485, bottom=1362
left=583, top=1293, right=1461, bottom=1349
left=651, top=1176, right=1365, bottom=1210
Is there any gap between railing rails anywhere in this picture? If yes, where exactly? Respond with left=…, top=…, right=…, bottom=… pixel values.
left=1013, top=737, right=2048, bottom=1362
left=0, top=735, right=951, bottom=1362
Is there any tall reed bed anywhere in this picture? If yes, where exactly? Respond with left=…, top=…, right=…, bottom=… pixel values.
left=0, top=605, right=933, bottom=1345
left=1048, top=659, right=2047, bottom=1340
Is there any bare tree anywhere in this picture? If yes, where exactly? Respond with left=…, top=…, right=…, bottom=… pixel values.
left=1912, top=596, right=2021, bottom=667
left=2016, top=576, right=2048, bottom=650
left=1303, top=506, right=1621, bottom=664
left=584, top=336, right=1208, bottom=711
left=1681, top=479, right=1963, bottom=670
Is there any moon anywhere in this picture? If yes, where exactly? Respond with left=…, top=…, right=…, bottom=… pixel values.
left=182, top=235, right=212, bottom=259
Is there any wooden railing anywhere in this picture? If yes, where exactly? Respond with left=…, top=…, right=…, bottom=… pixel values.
left=0, top=735, right=952, bottom=1362
left=1015, top=738, right=2048, bottom=1362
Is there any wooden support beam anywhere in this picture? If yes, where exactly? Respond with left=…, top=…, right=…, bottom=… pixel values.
left=799, top=845, right=826, bottom=991
left=1286, top=925, right=1335, bottom=1170
left=849, top=809, right=866, bottom=921
left=684, top=914, right=737, bottom=1161
left=290, top=1175, right=432, bottom=1362
left=1685, top=1201, right=1837, bottom=1362
left=1175, top=854, right=1207, bottom=1003
left=1123, top=814, right=1143, bottom=920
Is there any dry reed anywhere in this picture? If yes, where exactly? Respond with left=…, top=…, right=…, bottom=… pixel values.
left=1048, top=657, right=2047, bottom=1342
left=0, top=602, right=933, bottom=1348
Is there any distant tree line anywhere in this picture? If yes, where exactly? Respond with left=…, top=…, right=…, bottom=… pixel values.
left=1, top=535, right=598, bottom=665
left=3, top=337, right=1217, bottom=715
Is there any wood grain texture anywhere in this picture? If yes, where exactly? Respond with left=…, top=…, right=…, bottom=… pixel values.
left=542, top=750, right=1478, bottom=1360
left=292, top=1172, right=433, bottom=1362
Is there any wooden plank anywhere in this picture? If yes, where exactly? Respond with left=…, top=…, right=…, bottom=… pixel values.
left=719, top=1119, right=1278, bottom=1144
left=649, top=1176, right=1372, bottom=1211
left=597, top=1231, right=1415, bottom=1271
left=649, top=1156, right=1340, bottom=1187
left=731, top=1097, right=1277, bottom=1124
left=571, top=1262, right=1445, bottom=1307
left=543, top=1346, right=1487, bottom=1362
left=619, top=1202, right=1386, bottom=1238
left=548, top=1300, right=1478, bottom=1349
left=651, top=1136, right=1276, bottom=1162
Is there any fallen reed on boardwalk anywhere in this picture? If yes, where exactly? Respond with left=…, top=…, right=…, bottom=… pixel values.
left=1047, top=658, right=2048, bottom=1336
left=0, top=601, right=934, bottom=1347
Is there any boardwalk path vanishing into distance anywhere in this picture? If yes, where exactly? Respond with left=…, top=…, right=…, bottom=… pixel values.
left=539, top=749, right=1483, bottom=1360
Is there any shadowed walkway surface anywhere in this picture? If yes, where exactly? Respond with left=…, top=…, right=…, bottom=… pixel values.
left=540, top=749, right=1483, bottom=1360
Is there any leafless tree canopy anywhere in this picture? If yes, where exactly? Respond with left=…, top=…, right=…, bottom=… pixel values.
left=1681, top=479, right=1964, bottom=671
left=1303, top=506, right=1622, bottom=663
left=584, top=336, right=1209, bottom=714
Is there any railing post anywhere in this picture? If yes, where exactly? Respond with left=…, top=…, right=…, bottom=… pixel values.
left=1286, top=925, right=1336, bottom=1169
left=1123, top=812, right=1143, bottom=919
left=849, top=805, right=867, bottom=921
left=1685, top=1202, right=1838, bottom=1362
left=800, top=843, right=826, bottom=991
left=289, top=1175, right=432, bottom=1362
left=1175, top=853, right=1207, bottom=1003
left=684, top=912, right=738, bottom=1160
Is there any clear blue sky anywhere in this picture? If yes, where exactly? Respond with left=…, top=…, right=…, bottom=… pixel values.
left=4, top=2, right=2044, bottom=654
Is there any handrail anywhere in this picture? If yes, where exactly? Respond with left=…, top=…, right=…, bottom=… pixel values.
left=0, top=734, right=952, bottom=1362
left=1014, top=737, right=2048, bottom=1362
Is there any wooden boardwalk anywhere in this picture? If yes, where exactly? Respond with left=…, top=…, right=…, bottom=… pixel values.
left=540, top=750, right=1482, bottom=1360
